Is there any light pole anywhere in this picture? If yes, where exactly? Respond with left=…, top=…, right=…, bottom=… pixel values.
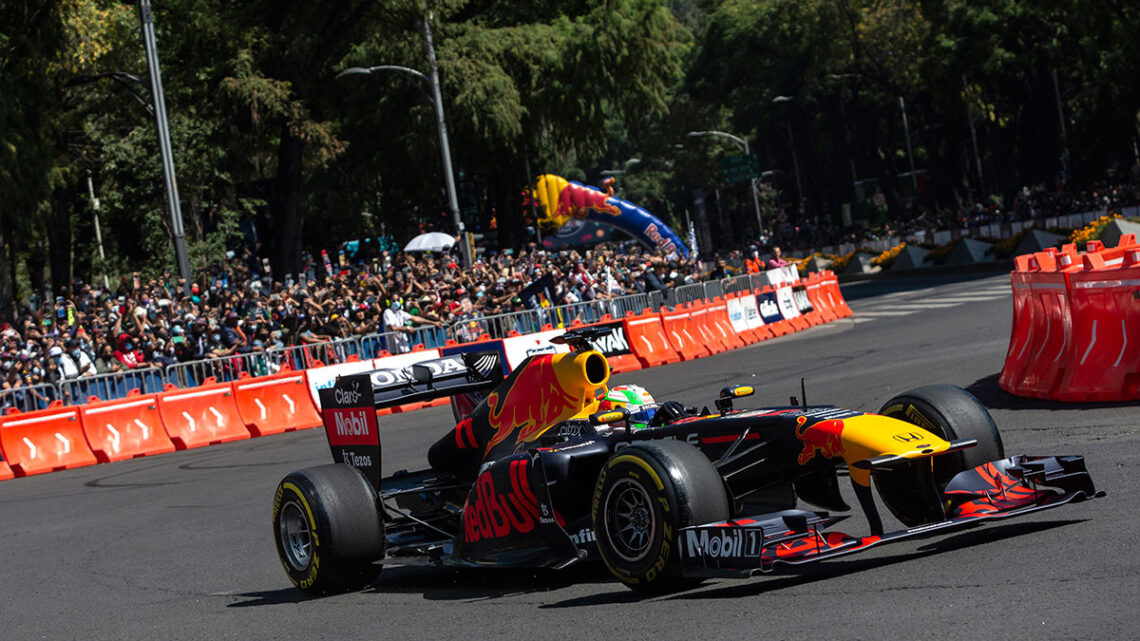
left=770, top=96, right=804, bottom=215
left=336, top=14, right=471, bottom=266
left=137, top=0, right=191, bottom=295
left=686, top=130, right=765, bottom=237
left=65, top=49, right=192, bottom=297
left=899, top=96, right=919, bottom=194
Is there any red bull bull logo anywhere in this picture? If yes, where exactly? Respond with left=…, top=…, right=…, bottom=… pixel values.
left=795, top=416, right=845, bottom=465
left=484, top=355, right=582, bottom=452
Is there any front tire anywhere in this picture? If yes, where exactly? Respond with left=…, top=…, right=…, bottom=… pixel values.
left=876, top=384, right=1005, bottom=525
left=592, top=441, right=729, bottom=593
left=272, top=464, right=384, bottom=594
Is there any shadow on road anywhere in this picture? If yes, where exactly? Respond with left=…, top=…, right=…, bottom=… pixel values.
left=650, top=519, right=1082, bottom=603
left=228, top=563, right=618, bottom=607
left=229, top=520, right=1084, bottom=608
left=966, top=373, right=1138, bottom=411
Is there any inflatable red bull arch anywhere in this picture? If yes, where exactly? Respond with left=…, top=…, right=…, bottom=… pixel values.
left=528, top=174, right=690, bottom=258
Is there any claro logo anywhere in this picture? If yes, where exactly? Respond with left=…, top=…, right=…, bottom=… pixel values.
left=334, top=409, right=371, bottom=437
left=334, top=384, right=362, bottom=405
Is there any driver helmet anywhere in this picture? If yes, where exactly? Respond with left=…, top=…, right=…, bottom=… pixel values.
left=598, top=384, right=657, bottom=429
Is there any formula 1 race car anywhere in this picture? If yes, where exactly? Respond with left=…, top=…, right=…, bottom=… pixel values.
left=272, top=327, right=1102, bottom=594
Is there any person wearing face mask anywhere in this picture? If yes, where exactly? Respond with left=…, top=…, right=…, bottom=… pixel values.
left=113, top=333, right=149, bottom=369
left=94, top=343, right=123, bottom=374
left=58, top=339, right=95, bottom=378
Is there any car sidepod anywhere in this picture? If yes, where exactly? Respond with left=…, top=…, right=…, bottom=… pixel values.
left=453, top=453, right=581, bottom=567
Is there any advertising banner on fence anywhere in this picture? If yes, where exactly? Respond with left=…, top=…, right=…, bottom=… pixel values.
left=726, top=297, right=749, bottom=334
left=581, top=320, right=633, bottom=358
left=792, top=284, right=815, bottom=314
left=757, top=291, right=784, bottom=325
left=764, top=265, right=799, bottom=287
left=502, top=328, right=570, bottom=369
left=740, top=294, right=765, bottom=330
left=775, top=286, right=801, bottom=319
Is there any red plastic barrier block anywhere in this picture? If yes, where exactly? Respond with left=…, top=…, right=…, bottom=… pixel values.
left=0, top=405, right=99, bottom=476
left=625, top=314, right=681, bottom=367
left=0, top=460, right=12, bottom=481
left=660, top=309, right=709, bottom=360
left=705, top=301, right=746, bottom=351
left=157, top=381, right=251, bottom=450
left=687, top=305, right=726, bottom=355
left=1057, top=260, right=1140, bottom=401
left=79, top=392, right=176, bottom=462
left=233, top=372, right=322, bottom=437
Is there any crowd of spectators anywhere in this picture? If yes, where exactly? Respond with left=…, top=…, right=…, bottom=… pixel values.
left=0, top=242, right=704, bottom=395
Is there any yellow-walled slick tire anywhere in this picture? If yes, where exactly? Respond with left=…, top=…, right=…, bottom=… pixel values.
left=592, top=441, right=729, bottom=593
left=877, top=384, right=1005, bottom=525
left=272, top=464, right=383, bottom=595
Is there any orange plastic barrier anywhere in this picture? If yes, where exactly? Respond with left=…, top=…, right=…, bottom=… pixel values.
left=1056, top=248, right=1140, bottom=401
left=0, top=460, right=12, bottom=481
left=156, top=379, right=251, bottom=449
left=819, top=272, right=853, bottom=318
left=998, top=253, right=1040, bottom=394
left=687, top=304, right=726, bottom=355
left=625, top=310, right=681, bottom=367
left=660, top=308, right=709, bottom=360
left=1016, top=251, right=1079, bottom=398
left=0, top=403, right=99, bottom=476
left=805, top=274, right=837, bottom=323
left=79, top=390, right=175, bottom=463
left=232, top=371, right=322, bottom=437
left=705, top=299, right=746, bottom=350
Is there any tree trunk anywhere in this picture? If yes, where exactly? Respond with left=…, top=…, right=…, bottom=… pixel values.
left=0, top=233, right=13, bottom=322
left=47, top=188, right=72, bottom=296
left=270, top=124, right=305, bottom=278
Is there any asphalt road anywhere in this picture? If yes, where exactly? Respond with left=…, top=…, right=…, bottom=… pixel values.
left=1, top=273, right=1135, bottom=641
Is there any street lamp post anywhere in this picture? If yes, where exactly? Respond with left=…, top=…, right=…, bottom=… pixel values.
left=137, top=0, right=192, bottom=295
left=686, top=130, right=765, bottom=237
left=336, top=14, right=471, bottom=266
left=770, top=96, right=804, bottom=215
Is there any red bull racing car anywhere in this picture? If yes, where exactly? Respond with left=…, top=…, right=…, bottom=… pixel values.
left=272, top=327, right=1102, bottom=594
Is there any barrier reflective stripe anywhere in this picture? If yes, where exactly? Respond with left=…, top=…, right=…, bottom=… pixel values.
left=156, top=381, right=250, bottom=449
left=625, top=312, right=681, bottom=367
left=233, top=372, right=322, bottom=437
left=0, top=404, right=99, bottom=476
left=79, top=392, right=175, bottom=462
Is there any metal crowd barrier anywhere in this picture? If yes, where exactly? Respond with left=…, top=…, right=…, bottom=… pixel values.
left=0, top=383, right=63, bottom=413
left=34, top=272, right=783, bottom=405
left=59, top=369, right=167, bottom=403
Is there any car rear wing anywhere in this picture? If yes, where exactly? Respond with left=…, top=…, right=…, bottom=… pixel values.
left=317, top=351, right=505, bottom=492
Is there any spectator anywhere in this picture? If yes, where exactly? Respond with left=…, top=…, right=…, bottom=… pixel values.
left=767, top=246, right=789, bottom=269
left=382, top=299, right=440, bottom=354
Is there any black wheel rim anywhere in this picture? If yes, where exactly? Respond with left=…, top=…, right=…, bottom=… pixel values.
left=603, top=477, right=656, bottom=562
left=278, top=500, right=313, bottom=572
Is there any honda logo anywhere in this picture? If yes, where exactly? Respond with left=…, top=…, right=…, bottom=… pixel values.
left=893, top=432, right=924, bottom=443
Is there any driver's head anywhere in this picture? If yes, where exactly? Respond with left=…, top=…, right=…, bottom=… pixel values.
left=597, top=384, right=657, bottom=429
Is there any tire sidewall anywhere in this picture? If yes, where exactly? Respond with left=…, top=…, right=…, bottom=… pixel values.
left=273, top=473, right=333, bottom=592
left=592, top=448, right=681, bottom=587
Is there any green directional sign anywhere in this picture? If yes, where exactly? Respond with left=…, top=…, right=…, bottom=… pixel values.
left=719, top=153, right=761, bottom=184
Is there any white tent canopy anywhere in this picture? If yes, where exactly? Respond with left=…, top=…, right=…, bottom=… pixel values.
left=403, top=232, right=456, bottom=252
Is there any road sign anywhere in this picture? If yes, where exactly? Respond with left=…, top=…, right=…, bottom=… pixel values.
left=719, top=154, right=761, bottom=184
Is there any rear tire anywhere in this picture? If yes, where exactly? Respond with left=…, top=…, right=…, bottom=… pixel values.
left=272, top=464, right=384, bottom=594
left=876, top=385, right=1005, bottom=525
left=592, top=440, right=729, bottom=593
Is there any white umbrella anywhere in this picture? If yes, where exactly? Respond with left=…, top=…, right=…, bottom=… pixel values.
left=403, top=232, right=456, bottom=252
